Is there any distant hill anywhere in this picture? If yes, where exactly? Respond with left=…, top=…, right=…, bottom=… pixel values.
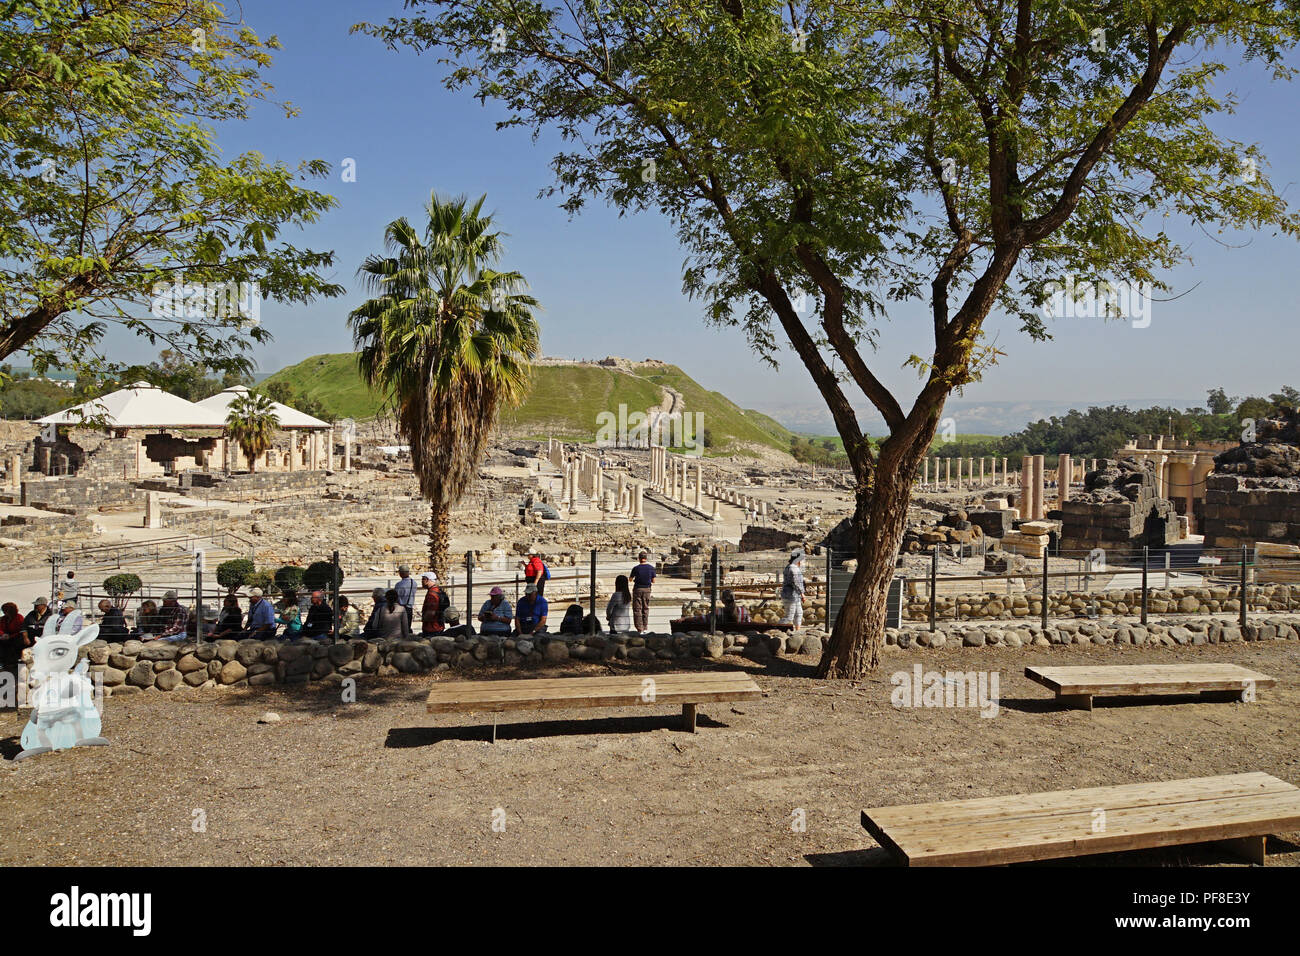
left=260, top=354, right=797, bottom=456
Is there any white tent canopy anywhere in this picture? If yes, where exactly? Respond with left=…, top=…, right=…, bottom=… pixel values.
left=36, top=382, right=228, bottom=429
left=196, top=385, right=329, bottom=429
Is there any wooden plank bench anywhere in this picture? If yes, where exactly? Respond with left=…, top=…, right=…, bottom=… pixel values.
left=861, top=772, right=1300, bottom=866
left=425, top=671, right=761, bottom=741
left=1025, top=663, right=1276, bottom=711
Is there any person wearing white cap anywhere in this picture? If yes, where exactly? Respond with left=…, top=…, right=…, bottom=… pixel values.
left=246, top=587, right=277, bottom=641
left=780, top=548, right=806, bottom=630
left=43, top=598, right=84, bottom=636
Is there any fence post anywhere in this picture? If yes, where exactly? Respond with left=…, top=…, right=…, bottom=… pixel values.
left=465, top=551, right=474, bottom=629
left=709, top=546, right=719, bottom=635
left=1240, top=544, right=1248, bottom=629
left=584, top=549, right=596, bottom=634
left=1041, top=550, right=1049, bottom=630
left=1141, top=546, right=1149, bottom=626
left=331, top=549, right=340, bottom=641
left=928, top=547, right=937, bottom=633
left=1164, top=550, right=1170, bottom=589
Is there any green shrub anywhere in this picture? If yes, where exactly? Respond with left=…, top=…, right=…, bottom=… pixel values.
left=216, top=558, right=256, bottom=592
left=103, top=573, right=143, bottom=598
left=246, top=569, right=275, bottom=595
left=274, top=564, right=305, bottom=595
left=303, top=560, right=343, bottom=594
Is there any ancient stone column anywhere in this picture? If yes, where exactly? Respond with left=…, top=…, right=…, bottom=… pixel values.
left=1019, top=455, right=1032, bottom=511
left=711, top=499, right=720, bottom=520
left=922, top=458, right=929, bottom=486
left=944, top=457, right=951, bottom=488
left=144, top=491, right=162, bottom=529
left=9, top=453, right=20, bottom=491
left=633, top=484, right=644, bottom=519
left=1058, top=454, right=1071, bottom=506
left=694, top=462, right=702, bottom=510
left=1032, top=455, right=1046, bottom=519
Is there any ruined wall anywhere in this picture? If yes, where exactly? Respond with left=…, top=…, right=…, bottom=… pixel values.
left=21, top=477, right=143, bottom=513
left=1059, top=457, right=1179, bottom=552
left=1202, top=411, right=1300, bottom=549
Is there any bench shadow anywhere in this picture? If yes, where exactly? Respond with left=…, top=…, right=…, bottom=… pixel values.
left=993, top=696, right=1069, bottom=714
left=386, top=712, right=729, bottom=746
left=805, top=848, right=898, bottom=867
left=0, top=733, right=22, bottom=761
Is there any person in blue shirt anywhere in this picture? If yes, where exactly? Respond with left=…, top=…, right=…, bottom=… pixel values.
left=514, top=584, right=549, bottom=636
left=246, top=588, right=277, bottom=640
left=394, top=565, right=417, bottom=626
left=629, top=552, right=656, bottom=633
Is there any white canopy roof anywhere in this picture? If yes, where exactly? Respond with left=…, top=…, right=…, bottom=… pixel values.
left=37, top=382, right=228, bottom=429
left=196, top=385, right=329, bottom=429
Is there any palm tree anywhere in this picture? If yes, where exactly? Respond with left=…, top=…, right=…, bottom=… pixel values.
left=225, top=391, right=280, bottom=473
left=349, top=192, right=540, bottom=574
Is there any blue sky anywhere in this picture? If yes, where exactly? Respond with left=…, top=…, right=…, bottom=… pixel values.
left=153, top=1, right=1300, bottom=432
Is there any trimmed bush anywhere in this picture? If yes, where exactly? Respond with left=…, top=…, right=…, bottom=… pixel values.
left=274, top=564, right=305, bottom=595
left=216, top=558, right=256, bottom=592
left=303, top=560, right=343, bottom=594
left=103, top=573, right=143, bottom=604
left=246, top=569, right=275, bottom=595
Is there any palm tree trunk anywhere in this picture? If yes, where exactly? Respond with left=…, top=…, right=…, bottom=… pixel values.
left=428, top=501, right=451, bottom=576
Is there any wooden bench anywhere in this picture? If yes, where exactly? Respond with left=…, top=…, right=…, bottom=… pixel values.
left=425, top=671, right=761, bottom=741
left=1025, top=663, right=1276, bottom=711
left=861, top=772, right=1300, bottom=866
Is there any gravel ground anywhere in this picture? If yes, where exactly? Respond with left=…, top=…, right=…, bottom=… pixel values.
left=3, top=640, right=1298, bottom=867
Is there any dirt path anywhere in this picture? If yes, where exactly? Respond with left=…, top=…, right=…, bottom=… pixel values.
left=3, top=640, right=1298, bottom=866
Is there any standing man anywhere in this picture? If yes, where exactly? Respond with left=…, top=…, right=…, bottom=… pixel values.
left=57, top=570, right=79, bottom=606
left=521, top=549, right=549, bottom=596
left=630, top=551, right=656, bottom=634
left=246, top=588, right=277, bottom=641
left=394, top=565, right=417, bottom=627
left=420, top=572, right=448, bottom=635
left=781, top=548, right=806, bottom=631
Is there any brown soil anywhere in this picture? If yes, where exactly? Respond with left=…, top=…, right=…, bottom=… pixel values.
left=3, top=640, right=1298, bottom=866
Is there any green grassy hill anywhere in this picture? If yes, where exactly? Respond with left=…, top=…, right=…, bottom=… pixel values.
left=260, top=354, right=797, bottom=455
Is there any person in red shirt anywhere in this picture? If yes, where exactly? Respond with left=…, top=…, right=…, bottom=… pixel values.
left=0, top=601, right=30, bottom=676
left=521, top=550, right=549, bottom=596
left=420, top=572, right=449, bottom=634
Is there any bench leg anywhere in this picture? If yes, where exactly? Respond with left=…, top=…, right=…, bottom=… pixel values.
left=1216, top=835, right=1266, bottom=865
left=490, top=716, right=497, bottom=744
left=682, top=703, right=698, bottom=733
left=1058, top=693, right=1092, bottom=711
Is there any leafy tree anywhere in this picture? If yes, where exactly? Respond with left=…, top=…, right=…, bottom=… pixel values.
left=246, top=569, right=275, bottom=595
left=359, top=2, right=1300, bottom=676
left=0, top=0, right=344, bottom=380
left=225, top=391, right=280, bottom=472
left=216, top=558, right=256, bottom=593
left=303, top=560, right=343, bottom=594
left=1206, top=388, right=1237, bottom=416
left=103, top=573, right=142, bottom=608
left=273, top=564, right=305, bottom=595
left=349, top=192, right=540, bottom=574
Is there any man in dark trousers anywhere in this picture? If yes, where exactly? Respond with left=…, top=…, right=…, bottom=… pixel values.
left=630, top=552, right=656, bottom=634
left=302, top=590, right=335, bottom=640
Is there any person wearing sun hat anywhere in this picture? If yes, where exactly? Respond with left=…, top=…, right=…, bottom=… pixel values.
left=478, top=586, right=513, bottom=636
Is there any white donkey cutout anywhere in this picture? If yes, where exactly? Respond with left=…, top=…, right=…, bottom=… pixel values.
left=15, top=623, right=109, bottom=762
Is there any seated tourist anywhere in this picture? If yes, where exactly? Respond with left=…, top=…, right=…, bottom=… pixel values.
left=212, top=595, right=244, bottom=640
left=277, top=590, right=303, bottom=640
left=97, top=599, right=129, bottom=642
left=301, top=590, right=334, bottom=639
left=134, top=599, right=160, bottom=639
left=557, top=603, right=586, bottom=635
left=337, top=596, right=361, bottom=638
left=514, top=584, right=548, bottom=637
left=478, top=587, right=513, bottom=635
left=155, top=590, right=189, bottom=642
left=246, top=589, right=277, bottom=641
left=720, top=589, right=750, bottom=625
left=441, top=606, right=474, bottom=638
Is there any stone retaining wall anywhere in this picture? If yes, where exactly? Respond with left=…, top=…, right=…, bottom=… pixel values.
left=903, top=582, right=1298, bottom=621
left=1202, top=473, right=1300, bottom=549
left=71, top=628, right=827, bottom=696
left=885, top=614, right=1300, bottom=649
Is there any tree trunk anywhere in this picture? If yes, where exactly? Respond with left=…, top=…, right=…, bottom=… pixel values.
left=428, top=500, right=451, bottom=576
left=817, top=425, right=937, bottom=679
